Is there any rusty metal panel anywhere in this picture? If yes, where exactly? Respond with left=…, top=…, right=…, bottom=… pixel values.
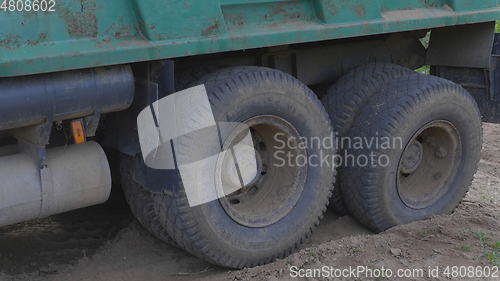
left=0, top=0, right=499, bottom=77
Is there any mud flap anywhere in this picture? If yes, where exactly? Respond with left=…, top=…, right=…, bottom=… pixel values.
left=432, top=33, right=500, bottom=124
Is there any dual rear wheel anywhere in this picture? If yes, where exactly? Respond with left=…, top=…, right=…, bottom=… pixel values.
left=326, top=68, right=482, bottom=231
left=121, top=64, right=482, bottom=268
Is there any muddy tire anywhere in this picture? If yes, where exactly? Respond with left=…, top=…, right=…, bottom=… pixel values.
left=341, top=74, right=482, bottom=232
left=119, top=65, right=232, bottom=249
left=120, top=157, right=176, bottom=246
left=328, top=187, right=347, bottom=215
left=322, top=63, right=415, bottom=215
left=134, top=66, right=335, bottom=268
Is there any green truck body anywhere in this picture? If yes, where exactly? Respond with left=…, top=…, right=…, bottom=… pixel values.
left=1, top=0, right=499, bottom=77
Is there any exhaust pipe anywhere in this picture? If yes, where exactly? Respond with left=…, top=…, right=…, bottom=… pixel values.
left=0, top=141, right=111, bottom=227
left=0, top=65, right=134, bottom=131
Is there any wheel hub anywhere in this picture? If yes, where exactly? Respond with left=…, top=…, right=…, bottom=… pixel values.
left=400, top=140, right=423, bottom=174
left=217, top=116, right=307, bottom=228
left=397, top=120, right=461, bottom=210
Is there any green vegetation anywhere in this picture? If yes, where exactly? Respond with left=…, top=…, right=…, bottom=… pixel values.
left=461, top=244, right=471, bottom=252
left=474, top=231, right=499, bottom=265
left=484, top=241, right=499, bottom=266
left=485, top=241, right=499, bottom=266
left=475, top=231, right=487, bottom=243
left=416, top=65, right=430, bottom=74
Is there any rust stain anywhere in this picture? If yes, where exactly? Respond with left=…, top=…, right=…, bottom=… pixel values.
left=0, top=32, right=49, bottom=50
left=202, top=20, right=220, bottom=37
left=27, top=33, right=48, bottom=46
left=103, top=17, right=134, bottom=40
left=289, top=12, right=302, bottom=19
left=355, top=5, right=366, bottom=17
left=58, top=0, right=98, bottom=38
left=225, top=13, right=245, bottom=27
left=270, top=5, right=287, bottom=17
left=327, top=3, right=338, bottom=17
left=0, top=35, right=22, bottom=50
left=443, top=4, right=453, bottom=11
left=265, top=2, right=306, bottom=22
left=101, top=39, right=112, bottom=46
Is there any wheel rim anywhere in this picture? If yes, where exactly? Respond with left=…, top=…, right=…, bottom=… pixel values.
left=397, top=120, right=462, bottom=210
left=217, top=115, right=307, bottom=228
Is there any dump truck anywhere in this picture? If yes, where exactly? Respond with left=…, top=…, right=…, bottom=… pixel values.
left=0, top=0, right=499, bottom=269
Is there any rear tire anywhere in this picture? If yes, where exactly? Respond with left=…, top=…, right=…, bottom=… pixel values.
left=132, top=67, right=336, bottom=268
left=341, top=74, right=482, bottom=232
left=120, top=65, right=226, bottom=245
left=120, top=156, right=176, bottom=245
left=322, top=63, right=415, bottom=215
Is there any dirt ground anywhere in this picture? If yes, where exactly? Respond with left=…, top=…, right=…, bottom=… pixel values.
left=1, top=124, right=499, bottom=281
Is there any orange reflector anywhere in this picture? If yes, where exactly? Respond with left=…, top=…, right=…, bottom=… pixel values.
left=71, top=120, right=86, bottom=144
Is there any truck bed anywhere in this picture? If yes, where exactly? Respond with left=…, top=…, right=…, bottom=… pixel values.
left=0, top=0, right=498, bottom=77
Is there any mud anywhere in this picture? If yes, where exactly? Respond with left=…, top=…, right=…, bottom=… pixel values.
left=1, top=123, right=499, bottom=281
